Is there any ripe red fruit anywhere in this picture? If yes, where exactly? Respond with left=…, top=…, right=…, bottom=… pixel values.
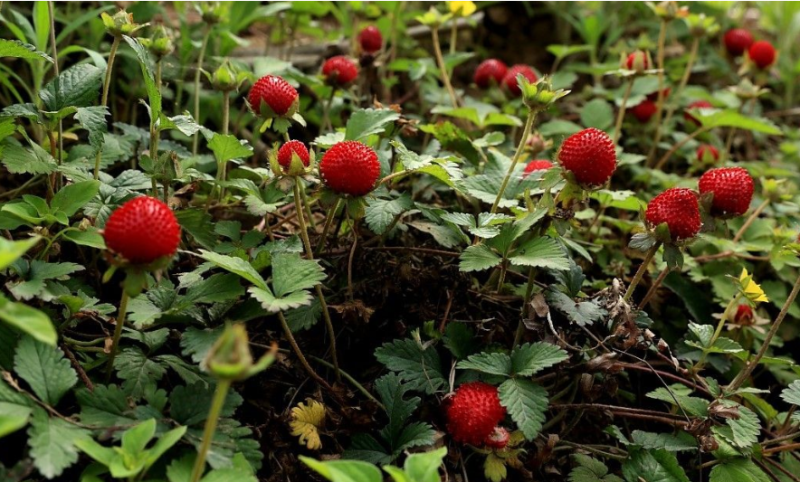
left=748, top=40, right=776, bottom=69
left=645, top=188, right=701, bottom=241
left=502, top=64, right=538, bottom=97
left=277, top=140, right=310, bottom=170
left=358, top=26, right=383, bottom=54
left=696, top=144, right=719, bottom=163
left=320, top=141, right=380, bottom=196
left=724, top=28, right=754, bottom=57
left=322, top=56, right=359, bottom=86
left=646, top=87, right=670, bottom=102
left=445, top=382, right=506, bottom=446
left=684, top=100, right=713, bottom=126
left=698, top=167, right=754, bottom=218
left=625, top=51, right=649, bottom=72
left=484, top=427, right=510, bottom=449
left=523, top=159, right=553, bottom=177
left=474, top=59, right=508, bottom=89
left=630, top=100, right=657, bottom=123
left=734, top=304, right=754, bottom=325
left=557, top=127, right=617, bottom=188
left=103, top=196, right=181, bottom=264
left=248, top=75, right=298, bottom=117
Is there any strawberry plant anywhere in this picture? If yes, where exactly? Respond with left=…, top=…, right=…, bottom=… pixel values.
left=1, top=2, right=800, bottom=482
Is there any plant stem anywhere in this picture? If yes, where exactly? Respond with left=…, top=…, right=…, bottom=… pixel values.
left=733, top=199, right=769, bottom=243
left=653, top=125, right=711, bottom=171
left=104, top=290, right=129, bottom=382
left=347, top=217, right=359, bottom=302
left=189, top=379, right=231, bottom=482
left=192, top=25, right=212, bottom=156
left=94, top=35, right=120, bottom=180
left=150, top=60, right=163, bottom=198
left=623, top=242, right=662, bottom=302
left=316, top=200, right=341, bottom=255
left=430, top=27, right=459, bottom=109
left=695, top=293, right=741, bottom=373
left=490, top=109, right=537, bottom=214
left=513, top=267, right=537, bottom=347
left=613, top=78, right=634, bottom=143
left=449, top=20, right=458, bottom=55
left=217, top=90, right=231, bottom=202
left=48, top=1, right=63, bottom=190
left=638, top=266, right=670, bottom=310
left=292, top=180, right=341, bottom=382
left=646, top=19, right=669, bottom=165
left=277, top=311, right=331, bottom=389
left=321, top=88, right=335, bottom=131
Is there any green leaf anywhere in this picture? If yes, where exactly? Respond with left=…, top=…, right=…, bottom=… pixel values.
left=0, top=294, right=56, bottom=346
left=181, top=326, right=225, bottom=364
left=170, top=382, right=242, bottom=427
left=63, top=228, right=106, bottom=249
left=581, top=98, right=613, bottom=130
left=709, top=459, right=771, bottom=482
left=375, top=338, right=446, bottom=394
left=0, top=39, right=52, bottom=61
left=345, top=108, right=401, bottom=141
left=646, top=386, right=708, bottom=417
left=782, top=380, right=800, bottom=406
left=285, top=299, right=322, bottom=332
left=696, top=110, right=782, bottom=135
left=13, top=336, right=77, bottom=405
left=249, top=286, right=312, bottom=313
left=375, top=373, right=434, bottom=453
left=569, top=454, right=624, bottom=482
left=365, top=195, right=414, bottom=234
left=398, top=447, right=447, bottom=482
left=498, top=378, right=549, bottom=440
left=51, top=180, right=101, bottom=217
left=28, top=409, right=89, bottom=479
left=459, top=244, right=502, bottom=272
left=621, top=449, right=690, bottom=482
left=457, top=352, right=512, bottom=376
left=271, top=253, right=325, bottom=297
left=201, top=468, right=258, bottom=482
left=1, top=143, right=58, bottom=175
left=176, top=209, right=216, bottom=249
left=40, top=63, right=103, bottom=111
left=509, top=237, right=570, bottom=271
left=208, top=134, right=254, bottom=164
left=511, top=342, right=569, bottom=376
left=75, top=384, right=137, bottom=428
left=300, top=456, right=383, bottom=482
left=198, top=250, right=267, bottom=290
left=74, top=106, right=108, bottom=154
left=0, top=236, right=40, bottom=270
left=0, top=401, right=33, bottom=439
left=546, top=290, right=607, bottom=326
left=719, top=402, right=760, bottom=449
left=629, top=431, right=697, bottom=452
left=114, top=347, right=167, bottom=399
left=123, top=36, right=160, bottom=119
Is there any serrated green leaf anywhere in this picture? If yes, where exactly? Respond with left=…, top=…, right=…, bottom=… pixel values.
left=365, top=195, right=413, bottom=234
left=62, top=228, right=106, bottom=249
left=180, top=326, right=224, bottom=364
left=13, top=336, right=77, bottom=405
left=546, top=290, right=607, bottom=326
left=0, top=294, right=56, bottom=346
left=374, top=338, right=446, bottom=394
left=114, top=347, right=167, bottom=399
left=208, top=133, right=253, bottom=164
left=345, top=108, right=400, bottom=141
left=511, top=342, right=569, bottom=376
left=198, top=250, right=267, bottom=290
left=51, top=180, right=101, bottom=217
left=581, top=98, right=613, bottom=130
left=696, top=110, right=782, bottom=135
left=249, top=286, right=312, bottom=313
left=569, top=453, right=624, bottom=482
left=629, top=430, right=697, bottom=452
left=621, top=449, right=690, bottom=482
left=709, top=459, right=771, bottom=482
left=300, top=456, right=383, bottom=482
left=457, top=352, right=512, bottom=376
left=1, top=144, right=58, bottom=175
left=0, top=39, right=52, bottom=61
left=781, top=380, right=800, bottom=406
left=509, top=236, right=570, bottom=271
left=400, top=447, right=447, bottom=482
left=459, top=244, right=502, bottom=272
left=74, top=106, right=108, bottom=154
left=271, top=253, right=325, bottom=297
left=498, top=378, right=549, bottom=440
left=40, top=63, right=102, bottom=111
left=28, top=409, right=89, bottom=479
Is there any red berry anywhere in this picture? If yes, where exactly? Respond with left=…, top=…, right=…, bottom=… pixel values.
left=557, top=127, right=617, bottom=188
left=502, top=64, right=538, bottom=97
left=358, top=26, right=383, bottom=54
left=630, top=100, right=657, bottom=123
left=625, top=51, right=649, bottom=72
left=698, top=167, right=754, bottom=218
left=320, top=141, right=380, bottom=196
left=696, top=144, right=719, bottom=163
left=646, top=87, right=670, bottom=102
left=484, top=427, right=510, bottom=449
left=322, top=56, right=359, bottom=86
left=248, top=75, right=298, bottom=117
left=724, top=28, right=754, bottom=57
left=277, top=140, right=310, bottom=170
left=645, top=188, right=701, bottom=241
left=445, top=382, right=506, bottom=446
left=684, top=100, right=714, bottom=126
left=749, top=40, right=776, bottom=69
left=474, top=59, right=508, bottom=89
left=103, top=196, right=181, bottom=264
left=523, top=159, right=553, bottom=177
left=734, top=304, right=754, bottom=325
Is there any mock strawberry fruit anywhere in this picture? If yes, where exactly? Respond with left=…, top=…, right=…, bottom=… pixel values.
left=248, top=75, right=298, bottom=118
left=699, top=167, right=754, bottom=218
left=734, top=304, right=754, bottom=325
left=320, top=141, right=380, bottom=196
left=445, top=381, right=506, bottom=446
left=683, top=100, right=713, bottom=126
left=625, top=51, right=649, bottom=73
left=103, top=196, right=181, bottom=264
left=748, top=40, right=776, bottom=69
left=277, top=140, right=310, bottom=171
left=523, top=159, right=553, bottom=177
left=646, top=87, right=670, bottom=102
left=502, top=64, right=537, bottom=97
left=484, top=426, right=510, bottom=449
left=645, top=188, right=701, bottom=241
left=322, top=56, right=359, bottom=86
left=696, top=144, right=719, bottom=163
left=724, top=28, right=754, bottom=57
left=557, top=127, right=617, bottom=188
left=630, top=100, right=657, bottom=123
left=358, top=26, right=382, bottom=54
left=474, top=59, right=508, bottom=89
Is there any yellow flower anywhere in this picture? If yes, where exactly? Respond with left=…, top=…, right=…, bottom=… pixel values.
left=739, top=268, right=769, bottom=304
left=289, top=399, right=326, bottom=450
left=448, top=1, right=477, bottom=17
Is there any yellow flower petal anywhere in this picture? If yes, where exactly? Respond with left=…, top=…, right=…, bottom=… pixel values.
left=448, top=1, right=476, bottom=16
left=289, top=399, right=326, bottom=450
left=739, top=268, right=769, bottom=303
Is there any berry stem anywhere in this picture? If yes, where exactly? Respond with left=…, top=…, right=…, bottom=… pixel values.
left=277, top=311, right=332, bottom=389
left=430, top=26, right=459, bottom=109
left=612, top=78, right=635, bottom=143
left=191, top=24, right=212, bottom=156
left=638, top=266, right=670, bottom=310
left=645, top=18, right=669, bottom=166
left=623, top=241, right=662, bottom=302
left=94, top=35, right=121, bottom=180
left=150, top=59, right=163, bottom=199
left=189, top=378, right=231, bottom=482
left=733, top=198, right=769, bottom=243
left=48, top=1, right=63, bottom=191
left=449, top=19, right=458, bottom=55
left=104, top=289, right=130, bottom=382
left=321, top=87, right=335, bottom=131
left=513, top=267, right=538, bottom=348
left=216, top=90, right=231, bottom=202
left=347, top=216, right=359, bottom=303
left=292, top=179, right=341, bottom=382
left=316, top=199, right=342, bottom=255
left=694, top=292, right=742, bottom=373
left=490, top=109, right=537, bottom=214
left=653, top=125, right=711, bottom=171
left=728, top=273, right=800, bottom=392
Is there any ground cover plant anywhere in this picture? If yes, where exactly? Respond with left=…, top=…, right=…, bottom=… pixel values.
left=1, top=1, right=800, bottom=481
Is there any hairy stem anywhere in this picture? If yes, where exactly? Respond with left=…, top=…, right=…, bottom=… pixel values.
left=431, top=27, right=459, bottom=109
left=94, top=35, right=120, bottom=180
left=638, top=266, right=670, bottom=310
left=733, top=198, right=769, bottom=243
left=653, top=125, right=711, bottom=171
left=513, top=267, right=537, bottom=347
left=191, top=25, right=212, bottom=156
left=104, top=290, right=129, bottom=382
left=490, top=109, right=537, bottom=214
left=277, top=311, right=331, bottom=389
left=150, top=59, right=163, bottom=198
left=623, top=242, right=662, bottom=302
left=646, top=19, right=669, bottom=165
left=189, top=379, right=231, bottom=482
left=613, top=78, right=634, bottom=143
left=316, top=199, right=342, bottom=255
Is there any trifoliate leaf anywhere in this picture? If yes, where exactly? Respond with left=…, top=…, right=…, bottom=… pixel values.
left=13, top=336, right=77, bottom=406
left=27, top=408, right=89, bottom=479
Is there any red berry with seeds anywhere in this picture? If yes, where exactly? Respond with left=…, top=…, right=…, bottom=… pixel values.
left=630, top=100, right=657, bottom=123
left=625, top=51, right=649, bottom=73
left=724, top=28, right=754, bottom=57
left=645, top=188, right=701, bottom=241
left=320, top=141, right=380, bottom=196
left=523, top=159, right=553, bottom=177
left=248, top=75, right=298, bottom=118
left=445, top=382, right=506, bottom=446
left=103, top=196, right=181, bottom=265
left=557, top=127, right=617, bottom=188
left=684, top=100, right=713, bottom=126
left=322, top=56, right=359, bottom=86
left=502, top=64, right=538, bottom=97
left=696, top=144, right=719, bottom=163
left=474, top=59, right=508, bottom=89
left=699, top=167, right=754, bottom=218
left=484, top=427, right=510, bottom=449
left=734, top=304, right=754, bottom=325
left=277, top=140, right=310, bottom=171
left=358, top=26, right=383, bottom=54
left=748, top=40, right=776, bottom=69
